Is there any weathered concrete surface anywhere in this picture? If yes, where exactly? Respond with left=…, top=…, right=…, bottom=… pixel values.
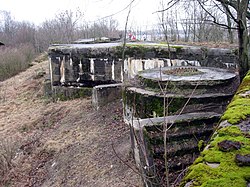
left=129, top=112, right=220, bottom=186
left=139, top=67, right=236, bottom=82
left=137, top=67, right=239, bottom=92
left=92, top=83, right=122, bottom=110
left=43, top=78, right=52, bottom=97
left=181, top=71, right=250, bottom=187
left=47, top=42, right=242, bottom=185
left=131, top=112, right=221, bottom=130
left=48, top=42, right=238, bottom=87
left=123, top=65, right=239, bottom=186
left=124, top=86, right=232, bottom=120
left=124, top=67, right=239, bottom=121
left=52, top=86, right=92, bottom=101
left=48, top=53, right=122, bottom=86
left=47, top=42, right=239, bottom=111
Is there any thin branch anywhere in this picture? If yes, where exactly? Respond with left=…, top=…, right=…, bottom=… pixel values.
left=111, top=143, right=141, bottom=176
left=215, top=0, right=237, bottom=10
left=167, top=77, right=201, bottom=131
left=157, top=43, right=173, bottom=187
left=219, top=0, right=238, bottom=23
left=95, top=0, right=137, bottom=22
left=203, top=19, right=238, bottom=29
left=215, top=0, right=250, bottom=19
left=196, top=0, right=238, bottom=29
left=122, top=0, right=135, bottom=61
left=172, top=167, right=189, bottom=186
left=213, top=1, right=227, bottom=15
left=152, top=0, right=180, bottom=14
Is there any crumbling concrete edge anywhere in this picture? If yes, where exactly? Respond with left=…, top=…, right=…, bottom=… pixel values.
left=180, top=71, right=250, bottom=187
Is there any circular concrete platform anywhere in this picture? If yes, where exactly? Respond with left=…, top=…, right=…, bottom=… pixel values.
left=139, top=67, right=237, bottom=86
left=124, top=67, right=239, bottom=119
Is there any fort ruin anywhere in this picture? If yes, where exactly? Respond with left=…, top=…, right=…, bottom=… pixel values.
left=48, top=42, right=240, bottom=186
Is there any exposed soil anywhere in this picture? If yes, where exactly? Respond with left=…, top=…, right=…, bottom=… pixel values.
left=0, top=57, right=140, bottom=187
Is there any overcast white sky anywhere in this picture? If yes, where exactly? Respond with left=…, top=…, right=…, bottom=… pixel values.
left=0, top=0, right=162, bottom=29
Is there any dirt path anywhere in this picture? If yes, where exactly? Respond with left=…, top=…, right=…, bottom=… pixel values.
left=0, top=59, right=140, bottom=187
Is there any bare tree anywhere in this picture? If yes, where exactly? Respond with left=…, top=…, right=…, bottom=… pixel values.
left=0, top=11, right=36, bottom=47
left=158, top=0, right=169, bottom=41
left=221, top=3, right=234, bottom=43
left=87, top=18, right=119, bottom=38
left=197, top=0, right=249, bottom=78
left=14, top=21, right=36, bottom=46
left=0, top=11, right=15, bottom=43
left=156, top=0, right=250, bottom=79
left=35, top=9, right=84, bottom=51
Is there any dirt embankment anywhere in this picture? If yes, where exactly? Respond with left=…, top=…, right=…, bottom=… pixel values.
left=0, top=58, right=140, bottom=187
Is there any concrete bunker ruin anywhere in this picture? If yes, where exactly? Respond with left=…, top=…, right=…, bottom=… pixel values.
left=48, top=42, right=238, bottom=90
left=48, top=42, right=239, bottom=185
left=124, top=66, right=239, bottom=186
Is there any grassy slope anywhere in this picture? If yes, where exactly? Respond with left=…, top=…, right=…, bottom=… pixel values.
left=0, top=58, right=140, bottom=187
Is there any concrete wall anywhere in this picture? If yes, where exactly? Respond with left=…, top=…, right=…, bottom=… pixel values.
left=48, top=43, right=238, bottom=87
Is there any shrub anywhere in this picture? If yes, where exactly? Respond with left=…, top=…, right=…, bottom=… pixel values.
left=0, top=137, right=19, bottom=183
left=0, top=43, right=36, bottom=81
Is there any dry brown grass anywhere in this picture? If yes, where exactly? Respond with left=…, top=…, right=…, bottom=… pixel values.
left=170, top=41, right=238, bottom=49
left=0, top=58, right=140, bottom=187
left=0, top=137, right=20, bottom=184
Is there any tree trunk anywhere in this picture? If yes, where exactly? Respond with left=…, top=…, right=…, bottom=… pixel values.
left=238, top=23, right=249, bottom=79
left=237, top=0, right=249, bottom=80
left=223, top=4, right=234, bottom=43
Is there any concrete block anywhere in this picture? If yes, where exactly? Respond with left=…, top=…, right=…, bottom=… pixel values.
left=52, top=86, right=92, bottom=101
left=92, top=83, right=122, bottom=110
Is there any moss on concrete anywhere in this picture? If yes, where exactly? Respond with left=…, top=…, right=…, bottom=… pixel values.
left=221, top=71, right=250, bottom=124
left=114, top=44, right=153, bottom=58
left=53, top=87, right=92, bottom=101
left=114, top=43, right=184, bottom=59
left=198, top=140, right=205, bottom=151
left=181, top=126, right=250, bottom=187
left=124, top=88, right=190, bottom=118
left=181, top=71, right=250, bottom=187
